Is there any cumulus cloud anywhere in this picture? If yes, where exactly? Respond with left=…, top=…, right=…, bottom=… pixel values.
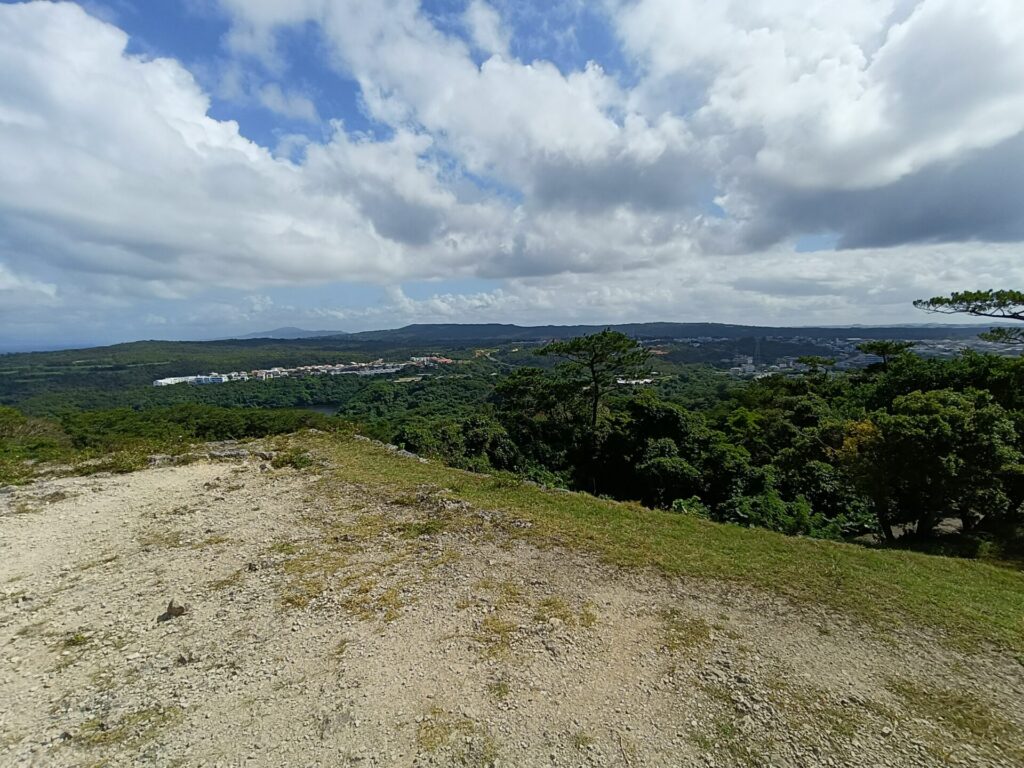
left=0, top=1, right=511, bottom=291
left=464, top=1, right=510, bottom=57
left=612, top=0, right=1024, bottom=249
left=2, top=0, right=1024, bottom=342
left=256, top=82, right=320, bottom=122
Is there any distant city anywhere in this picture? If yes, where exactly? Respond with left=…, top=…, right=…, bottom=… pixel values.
left=153, top=356, right=455, bottom=387
left=150, top=333, right=1018, bottom=388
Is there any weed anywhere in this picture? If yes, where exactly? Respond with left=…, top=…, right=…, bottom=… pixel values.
left=79, top=554, right=118, bottom=571
left=660, top=608, right=711, bottom=652
left=475, top=614, right=517, bottom=657
left=271, top=449, right=315, bottom=470
left=416, top=707, right=474, bottom=752
left=269, top=541, right=299, bottom=556
left=487, top=678, right=511, bottom=700
left=534, top=596, right=576, bottom=626
left=137, top=528, right=185, bottom=549
left=78, top=707, right=182, bottom=749
left=197, top=534, right=229, bottom=547
left=416, top=708, right=498, bottom=765
left=15, top=620, right=48, bottom=638
left=571, top=731, right=595, bottom=750
left=886, top=677, right=1024, bottom=763
left=397, top=519, right=449, bottom=538
left=476, top=577, right=522, bottom=608
left=208, top=569, right=244, bottom=591
left=63, top=632, right=89, bottom=648
left=378, top=584, right=405, bottom=622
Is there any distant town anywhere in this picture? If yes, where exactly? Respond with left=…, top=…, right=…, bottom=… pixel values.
left=153, top=356, right=455, bottom=387
left=668, top=334, right=1019, bottom=379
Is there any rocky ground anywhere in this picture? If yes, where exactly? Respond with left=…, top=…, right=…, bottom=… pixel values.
left=1, top=443, right=1023, bottom=767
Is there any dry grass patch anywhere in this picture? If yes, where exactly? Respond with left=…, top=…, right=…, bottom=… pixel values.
left=474, top=614, right=517, bottom=658
left=660, top=608, right=712, bottom=652
left=415, top=707, right=499, bottom=766
left=886, top=677, right=1024, bottom=764
left=76, top=706, right=182, bottom=750
left=137, top=527, right=186, bottom=550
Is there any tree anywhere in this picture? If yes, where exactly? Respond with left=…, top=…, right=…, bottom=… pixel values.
left=914, top=289, right=1024, bottom=344
left=856, top=340, right=916, bottom=367
left=538, top=330, right=650, bottom=429
left=839, top=389, right=1020, bottom=541
left=797, top=355, right=835, bottom=374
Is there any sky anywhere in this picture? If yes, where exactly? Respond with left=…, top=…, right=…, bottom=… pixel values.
left=1, top=0, right=1023, bottom=348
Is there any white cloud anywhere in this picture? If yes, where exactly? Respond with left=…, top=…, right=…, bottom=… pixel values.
left=2, top=0, right=1024, bottom=342
left=257, top=82, right=319, bottom=123
left=0, top=1, right=511, bottom=291
left=464, top=0, right=510, bottom=58
left=0, top=262, right=56, bottom=299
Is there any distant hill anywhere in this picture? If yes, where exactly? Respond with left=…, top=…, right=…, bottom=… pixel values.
left=347, top=321, right=996, bottom=344
left=234, top=327, right=348, bottom=340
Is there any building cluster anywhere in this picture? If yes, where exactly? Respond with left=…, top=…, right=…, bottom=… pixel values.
left=153, top=356, right=454, bottom=387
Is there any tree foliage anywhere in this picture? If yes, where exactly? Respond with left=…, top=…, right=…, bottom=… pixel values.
left=915, top=289, right=1024, bottom=344
left=856, top=340, right=916, bottom=365
left=538, top=330, right=650, bottom=428
left=4, top=323, right=1024, bottom=560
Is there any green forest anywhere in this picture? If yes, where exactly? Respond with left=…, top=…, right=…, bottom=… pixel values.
left=3, top=293, right=1024, bottom=564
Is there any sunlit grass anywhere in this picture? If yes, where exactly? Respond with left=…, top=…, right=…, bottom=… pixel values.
left=318, top=433, right=1024, bottom=652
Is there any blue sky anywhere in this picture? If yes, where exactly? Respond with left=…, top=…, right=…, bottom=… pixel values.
left=2, top=0, right=1024, bottom=348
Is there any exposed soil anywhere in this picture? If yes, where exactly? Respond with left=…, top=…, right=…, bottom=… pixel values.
left=2, top=446, right=1023, bottom=767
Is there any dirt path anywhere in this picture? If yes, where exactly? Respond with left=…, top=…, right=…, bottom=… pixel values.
left=2, top=450, right=1022, bottom=767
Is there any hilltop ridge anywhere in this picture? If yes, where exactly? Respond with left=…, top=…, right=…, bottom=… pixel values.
left=2, top=433, right=1022, bottom=767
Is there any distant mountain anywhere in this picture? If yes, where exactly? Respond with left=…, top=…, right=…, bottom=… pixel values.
left=346, top=321, right=996, bottom=344
left=234, top=327, right=348, bottom=340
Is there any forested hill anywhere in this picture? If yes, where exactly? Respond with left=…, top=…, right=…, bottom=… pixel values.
left=345, top=321, right=993, bottom=344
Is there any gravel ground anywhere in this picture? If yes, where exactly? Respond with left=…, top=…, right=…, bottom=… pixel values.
left=1, top=445, right=1022, bottom=767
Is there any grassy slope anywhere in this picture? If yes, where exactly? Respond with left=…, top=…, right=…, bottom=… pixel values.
left=311, top=434, right=1024, bottom=654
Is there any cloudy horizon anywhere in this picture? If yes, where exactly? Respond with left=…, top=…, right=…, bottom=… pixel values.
left=1, top=0, right=1023, bottom=349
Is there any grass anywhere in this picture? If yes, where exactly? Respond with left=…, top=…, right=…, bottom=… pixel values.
left=571, top=731, right=595, bottom=750
left=279, top=549, right=348, bottom=609
left=271, top=449, right=315, bottom=470
left=137, top=528, right=185, bottom=549
left=318, top=434, right=1024, bottom=652
left=487, top=678, right=511, bottom=700
left=474, top=614, right=517, bottom=657
left=416, top=707, right=475, bottom=751
left=660, top=609, right=712, bottom=652
left=690, top=713, right=765, bottom=767
left=52, top=630, right=93, bottom=671
left=416, top=707, right=499, bottom=765
left=63, top=631, right=89, bottom=648
left=207, top=568, right=245, bottom=591
left=78, top=554, right=118, bottom=572
left=886, top=677, right=1024, bottom=764
left=476, top=576, right=523, bottom=608
left=77, top=707, right=182, bottom=749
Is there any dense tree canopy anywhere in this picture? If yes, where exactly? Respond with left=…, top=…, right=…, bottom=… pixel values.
left=4, top=318, right=1024, bottom=562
